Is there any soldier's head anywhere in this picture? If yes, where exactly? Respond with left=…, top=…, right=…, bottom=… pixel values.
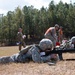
left=55, top=24, right=59, bottom=30
left=60, top=26, right=63, bottom=29
left=39, top=38, right=53, bottom=51
left=70, top=36, right=75, bottom=48
left=19, top=28, right=22, bottom=32
left=71, top=36, right=75, bottom=44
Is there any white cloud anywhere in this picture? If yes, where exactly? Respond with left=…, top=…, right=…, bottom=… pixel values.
left=0, top=9, right=7, bottom=15
left=54, top=0, right=71, bottom=4
left=24, top=0, right=74, bottom=9
left=24, top=0, right=50, bottom=9
left=0, top=0, right=74, bottom=15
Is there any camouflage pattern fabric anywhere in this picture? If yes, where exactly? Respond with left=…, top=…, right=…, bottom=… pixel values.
left=31, top=45, right=42, bottom=63
left=17, top=32, right=23, bottom=42
left=0, top=46, right=51, bottom=63
left=70, top=36, right=75, bottom=43
left=0, top=39, right=54, bottom=63
left=0, top=56, right=13, bottom=63
left=19, top=45, right=33, bottom=55
left=0, top=46, right=32, bottom=63
left=39, top=38, right=53, bottom=51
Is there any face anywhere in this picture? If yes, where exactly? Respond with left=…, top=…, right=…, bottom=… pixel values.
left=60, top=27, right=62, bottom=30
left=19, top=28, right=22, bottom=32
left=55, top=27, right=59, bottom=30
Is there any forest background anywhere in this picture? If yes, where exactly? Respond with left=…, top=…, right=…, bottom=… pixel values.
left=0, top=1, right=75, bottom=46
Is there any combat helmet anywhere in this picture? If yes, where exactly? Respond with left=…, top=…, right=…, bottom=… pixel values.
left=70, top=36, right=75, bottom=44
left=39, top=38, right=53, bottom=51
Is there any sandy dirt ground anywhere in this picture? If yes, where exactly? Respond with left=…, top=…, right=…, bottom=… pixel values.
left=0, top=46, right=75, bottom=75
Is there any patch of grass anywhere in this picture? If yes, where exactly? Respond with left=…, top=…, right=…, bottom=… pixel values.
left=0, top=46, right=19, bottom=57
left=0, top=46, right=75, bottom=75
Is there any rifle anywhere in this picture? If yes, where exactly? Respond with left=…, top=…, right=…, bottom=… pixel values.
left=34, top=44, right=75, bottom=60
left=19, top=44, right=75, bottom=60
left=45, top=48, right=75, bottom=60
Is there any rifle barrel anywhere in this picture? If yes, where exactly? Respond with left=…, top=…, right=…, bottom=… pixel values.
left=48, top=48, right=75, bottom=54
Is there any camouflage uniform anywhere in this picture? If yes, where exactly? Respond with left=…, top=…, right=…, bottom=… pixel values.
left=0, top=39, right=57, bottom=63
left=17, top=31, right=26, bottom=50
left=70, top=36, right=75, bottom=48
left=70, top=36, right=75, bottom=43
left=60, top=37, right=75, bottom=49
